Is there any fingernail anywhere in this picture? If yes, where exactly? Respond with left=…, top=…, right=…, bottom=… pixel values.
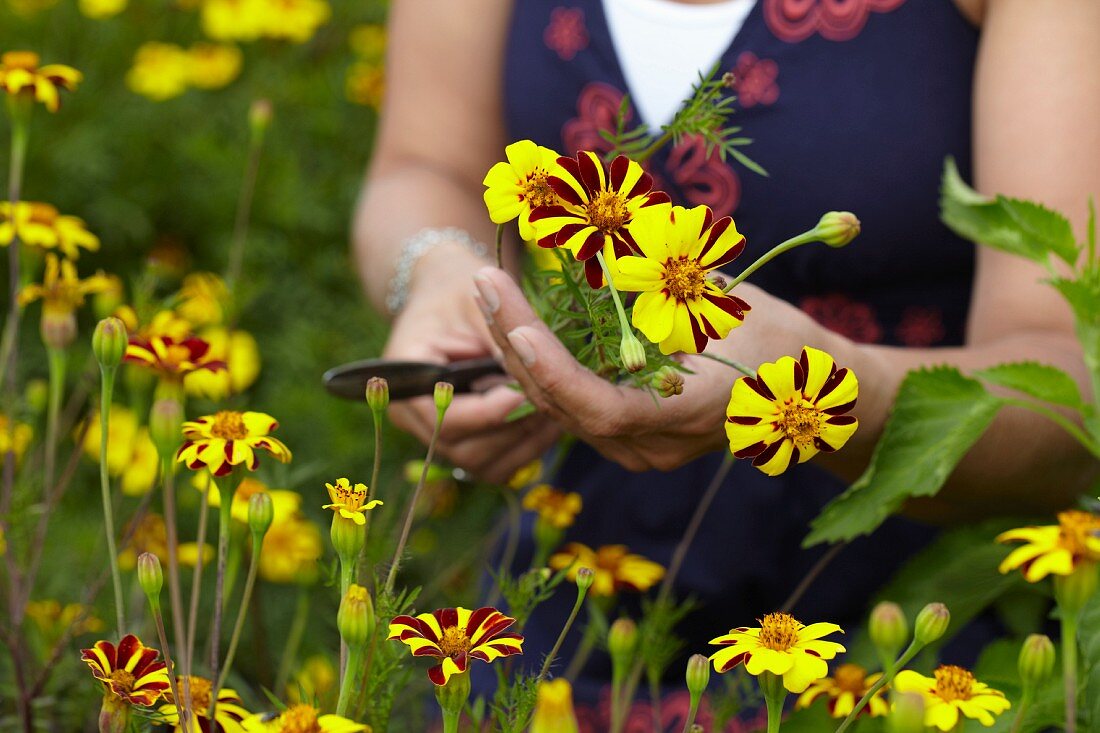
left=473, top=291, right=493, bottom=324
left=474, top=273, right=500, bottom=313
left=508, top=329, right=536, bottom=367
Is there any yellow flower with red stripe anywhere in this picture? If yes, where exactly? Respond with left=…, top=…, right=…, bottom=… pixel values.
left=323, top=477, right=382, bottom=525
left=483, top=140, right=566, bottom=240
left=795, top=663, right=886, bottom=718
left=176, top=410, right=291, bottom=477
left=388, top=606, right=524, bottom=685
left=893, top=665, right=1010, bottom=730
left=548, top=542, right=664, bottom=597
left=709, top=612, right=845, bottom=693
left=997, top=510, right=1100, bottom=582
left=0, top=51, right=81, bottom=112
left=243, top=704, right=366, bottom=732
left=725, top=347, right=858, bottom=476
left=125, top=334, right=226, bottom=382
left=0, top=202, right=99, bottom=259
left=80, top=634, right=171, bottom=706
left=530, top=151, right=671, bottom=288
left=158, top=676, right=250, bottom=732
left=616, top=204, right=750, bottom=354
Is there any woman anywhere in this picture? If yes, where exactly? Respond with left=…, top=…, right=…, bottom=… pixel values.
left=354, top=0, right=1099, bottom=722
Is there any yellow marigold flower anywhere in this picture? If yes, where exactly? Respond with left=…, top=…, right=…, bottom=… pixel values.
left=185, top=43, right=242, bottom=89
left=388, top=606, right=524, bottom=685
left=18, top=254, right=111, bottom=316
left=259, top=0, right=331, bottom=43
left=286, top=654, right=337, bottom=707
left=79, top=0, right=126, bottom=19
left=185, top=327, right=261, bottom=400
left=0, top=51, right=81, bottom=112
left=259, top=514, right=322, bottom=584
left=894, top=665, right=1010, bottom=730
left=82, top=408, right=159, bottom=496
left=158, top=676, right=250, bottom=732
left=0, top=202, right=99, bottom=259
left=0, top=414, right=33, bottom=465
left=177, top=410, right=291, bottom=477
left=483, top=140, right=567, bottom=241
left=349, top=23, right=386, bottom=60
left=176, top=272, right=228, bottom=326
left=6, top=0, right=59, bottom=17
left=80, top=634, right=171, bottom=706
left=26, top=600, right=104, bottom=639
left=548, top=542, right=664, bottom=597
left=194, top=474, right=301, bottom=524
left=118, top=513, right=213, bottom=570
left=345, top=61, right=384, bottom=109
left=530, top=678, right=580, bottom=733
left=795, top=663, right=886, bottom=718
left=508, top=459, right=543, bottom=489
left=615, top=204, right=751, bottom=354
left=126, top=42, right=190, bottom=101
left=709, top=612, right=845, bottom=694
left=126, top=334, right=226, bottom=383
left=522, top=484, right=582, bottom=530
left=243, top=704, right=366, bottom=732
left=725, top=346, right=859, bottom=476
left=323, top=477, right=382, bottom=525
left=997, top=510, right=1100, bottom=582
left=201, top=0, right=266, bottom=41
left=530, top=151, right=671, bottom=288
left=116, top=306, right=192, bottom=343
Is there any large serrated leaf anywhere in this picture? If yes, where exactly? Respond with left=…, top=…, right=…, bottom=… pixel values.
left=997, top=195, right=1079, bottom=265
left=974, top=361, right=1086, bottom=411
left=804, top=367, right=1005, bottom=547
left=1050, top=276, right=1100, bottom=445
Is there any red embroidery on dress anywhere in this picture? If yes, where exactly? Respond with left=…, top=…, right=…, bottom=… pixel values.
left=763, top=0, right=906, bottom=43
left=732, top=52, right=779, bottom=108
left=544, top=7, right=589, bottom=61
left=800, top=293, right=883, bottom=344
left=562, top=82, right=624, bottom=157
left=895, top=306, right=945, bottom=346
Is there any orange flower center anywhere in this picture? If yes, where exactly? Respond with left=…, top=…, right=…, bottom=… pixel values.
left=586, top=191, right=629, bottom=234
left=663, top=257, right=707, bottom=302
left=209, top=411, right=248, bottom=440
left=933, top=665, right=975, bottom=702
left=177, top=675, right=212, bottom=712
left=2, top=51, right=40, bottom=70
left=523, top=172, right=558, bottom=209
left=758, top=612, right=802, bottom=652
left=1056, top=510, right=1100, bottom=561
left=833, top=664, right=868, bottom=694
left=279, top=704, right=323, bottom=733
left=777, top=402, right=822, bottom=446
left=329, top=480, right=367, bottom=511
left=439, top=625, right=471, bottom=657
left=108, top=668, right=136, bottom=695
left=27, top=203, right=59, bottom=225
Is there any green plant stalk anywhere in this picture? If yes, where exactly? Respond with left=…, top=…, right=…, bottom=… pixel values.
left=594, top=251, right=635, bottom=345
left=1062, top=613, right=1078, bottom=733
left=632, top=129, right=675, bottom=164
left=0, top=111, right=28, bottom=395
left=538, top=582, right=588, bottom=680
left=44, top=347, right=65, bottom=503
left=610, top=656, right=630, bottom=733
left=1008, top=689, right=1034, bottom=733
left=696, top=351, right=756, bottom=377
left=564, top=610, right=600, bottom=682
left=357, top=407, right=383, bottom=588
left=486, top=489, right=521, bottom=608
left=159, top=457, right=189, bottom=707
left=274, top=585, right=310, bottom=696
left=208, top=473, right=240, bottom=689
left=146, top=596, right=188, bottom=730
left=335, top=643, right=364, bottom=717
left=762, top=672, right=787, bottom=733
left=212, top=533, right=263, bottom=715
left=723, top=229, right=822, bottom=293
left=648, top=669, right=663, bottom=733
left=96, top=366, right=126, bottom=635
left=441, top=707, right=461, bottom=733
left=835, top=639, right=924, bottom=733
left=1003, top=398, right=1100, bottom=460
left=681, top=692, right=702, bottom=733
left=184, top=474, right=212, bottom=694
left=225, top=129, right=265, bottom=293
left=495, top=222, right=505, bottom=269
left=338, top=555, right=356, bottom=686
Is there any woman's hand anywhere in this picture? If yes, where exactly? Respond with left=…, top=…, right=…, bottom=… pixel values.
left=382, top=249, right=561, bottom=484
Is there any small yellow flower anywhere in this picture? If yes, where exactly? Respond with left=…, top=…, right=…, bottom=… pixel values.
left=81, top=406, right=158, bottom=496
left=483, top=140, right=566, bottom=241
left=78, top=0, right=126, bottom=19
left=118, top=513, right=213, bottom=570
left=893, top=665, right=1010, bottom=730
left=176, top=272, right=229, bottom=326
left=795, top=663, right=886, bottom=718
left=125, top=334, right=226, bottom=384
left=18, top=254, right=111, bottom=317
left=186, top=43, right=242, bottom=90
left=345, top=61, right=384, bottom=109
left=323, top=477, right=382, bottom=526
left=158, top=676, right=251, bottom=732
left=709, top=612, right=846, bottom=693
left=530, top=678, right=580, bottom=733
left=194, top=474, right=302, bottom=525
left=997, top=510, right=1100, bottom=582
left=185, top=327, right=261, bottom=400
left=522, top=484, right=582, bottom=529
left=507, top=459, right=543, bottom=489
left=243, top=704, right=366, bottom=732
left=259, top=515, right=322, bottom=584
left=115, top=306, right=192, bottom=343
left=388, top=606, right=524, bottom=685
left=725, top=346, right=859, bottom=476
left=259, top=0, right=331, bottom=43
left=0, top=51, right=81, bottom=112
left=177, top=410, right=291, bottom=476
left=548, top=543, right=664, bottom=597
left=126, top=43, right=190, bottom=101
left=0, top=414, right=33, bottom=465
left=349, top=23, right=386, bottom=60
left=0, top=202, right=99, bottom=259
left=80, top=634, right=171, bottom=707
left=201, top=0, right=266, bottom=41
left=26, top=600, right=104, bottom=640
left=286, top=655, right=337, bottom=707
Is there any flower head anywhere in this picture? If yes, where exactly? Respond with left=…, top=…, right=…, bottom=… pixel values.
left=79, top=0, right=126, bottom=19
left=201, top=0, right=266, bottom=41
left=997, top=510, right=1100, bottom=582
left=158, top=676, right=250, bottom=732
left=725, top=346, right=859, bottom=476
left=184, top=327, right=261, bottom=400
left=176, top=272, right=229, bottom=326
left=80, top=634, right=171, bottom=706
left=796, top=663, right=886, bottom=718
left=709, top=612, right=845, bottom=693
left=117, top=513, right=213, bottom=570
left=548, top=542, right=664, bottom=597
left=616, top=204, right=750, bottom=354
left=27, top=600, right=104, bottom=640
left=126, top=43, right=190, bottom=101
left=194, top=474, right=301, bottom=525
left=323, top=477, right=382, bottom=525
left=483, top=140, right=567, bottom=240
left=18, top=254, right=111, bottom=317
left=0, top=51, right=81, bottom=112
left=82, top=406, right=159, bottom=496
left=345, top=62, right=385, bottom=109
left=185, top=43, right=242, bottom=89
left=0, top=414, right=33, bottom=465
left=177, top=410, right=291, bottom=476
left=242, top=704, right=367, bottom=732
left=530, top=678, right=580, bottom=733
left=259, top=0, right=332, bottom=43
left=530, top=151, right=671, bottom=288
left=893, top=665, right=1010, bottom=730
left=125, top=334, right=226, bottom=382
left=259, top=515, right=322, bottom=584
left=0, top=202, right=99, bottom=259
left=522, top=484, right=582, bottom=529
left=388, top=606, right=524, bottom=685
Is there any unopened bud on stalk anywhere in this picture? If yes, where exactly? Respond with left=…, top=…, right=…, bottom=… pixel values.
left=815, top=211, right=861, bottom=248
left=248, top=491, right=274, bottom=537
left=434, top=381, right=454, bottom=413
left=576, top=567, right=595, bottom=594
left=137, top=552, right=163, bottom=601
left=887, top=692, right=925, bottom=733
left=434, top=668, right=471, bottom=715
left=869, top=601, right=908, bottom=662
left=652, top=367, right=684, bottom=398
left=149, top=398, right=184, bottom=460
left=249, top=99, right=273, bottom=141
left=1018, top=634, right=1055, bottom=689
left=914, top=602, right=950, bottom=645
left=41, top=311, right=76, bottom=350
left=608, top=618, right=638, bottom=661
left=366, top=376, right=389, bottom=412
left=337, top=584, right=375, bottom=648
left=92, top=317, right=128, bottom=369
left=620, top=333, right=647, bottom=373
left=685, top=654, right=710, bottom=698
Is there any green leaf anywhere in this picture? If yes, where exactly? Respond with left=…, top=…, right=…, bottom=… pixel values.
left=804, top=367, right=1005, bottom=546
left=1050, top=276, right=1100, bottom=444
left=974, top=361, right=1086, bottom=411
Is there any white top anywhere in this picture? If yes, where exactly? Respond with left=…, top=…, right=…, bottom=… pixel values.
left=602, top=0, right=754, bottom=130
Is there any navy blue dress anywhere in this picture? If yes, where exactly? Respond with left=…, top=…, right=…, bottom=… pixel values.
left=501, top=0, right=978, bottom=727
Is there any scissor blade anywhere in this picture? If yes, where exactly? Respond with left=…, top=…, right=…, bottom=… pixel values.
left=322, top=358, right=505, bottom=401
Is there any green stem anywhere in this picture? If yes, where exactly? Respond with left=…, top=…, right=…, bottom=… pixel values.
left=184, top=474, right=212, bottom=692
left=385, top=411, right=444, bottom=594
left=208, top=474, right=239, bottom=688
left=212, top=534, right=263, bottom=712
left=835, top=639, right=924, bottom=733
left=495, top=222, right=505, bottom=269
left=1063, top=614, right=1078, bottom=733
left=648, top=670, right=663, bottom=733
left=722, top=230, right=822, bottom=293
left=148, top=601, right=188, bottom=731
left=225, top=133, right=264, bottom=294
left=1003, top=398, right=1100, bottom=460
left=761, top=672, right=787, bottom=733
left=96, top=367, right=125, bottom=635
left=274, top=586, right=310, bottom=696
left=564, top=618, right=599, bottom=682
left=696, top=351, right=756, bottom=377
left=486, top=489, right=520, bottom=608
left=632, top=129, right=675, bottom=164
left=335, top=644, right=364, bottom=717
left=538, top=584, right=588, bottom=680
left=1, top=114, right=28, bottom=396
left=339, top=558, right=355, bottom=685
left=159, top=457, right=188, bottom=706
left=44, top=347, right=65, bottom=499
left=441, top=707, right=460, bottom=733
left=682, top=697, right=701, bottom=733
left=595, top=251, right=634, bottom=337
left=1009, top=690, right=1033, bottom=733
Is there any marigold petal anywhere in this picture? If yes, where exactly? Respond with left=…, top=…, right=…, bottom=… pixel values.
left=744, top=648, right=794, bottom=677
left=781, top=653, right=829, bottom=693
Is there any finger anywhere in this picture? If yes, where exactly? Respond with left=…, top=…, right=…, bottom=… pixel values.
left=388, top=396, right=436, bottom=444
left=436, top=384, right=527, bottom=443
left=438, top=418, right=560, bottom=485
left=478, top=423, right=564, bottom=485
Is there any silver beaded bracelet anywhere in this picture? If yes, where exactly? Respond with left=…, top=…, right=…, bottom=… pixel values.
left=385, top=227, right=489, bottom=315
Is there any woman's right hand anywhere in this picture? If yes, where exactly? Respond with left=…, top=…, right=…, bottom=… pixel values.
left=382, top=246, right=562, bottom=485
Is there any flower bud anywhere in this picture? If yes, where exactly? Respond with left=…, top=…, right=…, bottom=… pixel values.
left=24, top=379, right=47, bottom=414
left=1018, top=633, right=1055, bottom=689
left=249, top=99, right=273, bottom=142
left=434, top=668, right=471, bottom=712
left=620, top=333, right=647, bottom=373
left=92, top=276, right=124, bottom=320
left=531, top=678, right=579, bottom=733
left=97, top=694, right=132, bottom=733
left=652, top=367, right=684, bottom=398
left=137, top=552, right=163, bottom=601
left=92, top=317, right=128, bottom=369
left=685, top=653, right=710, bottom=698
left=887, top=692, right=925, bottom=733
left=575, top=567, right=595, bottom=594
left=403, top=459, right=453, bottom=485
left=248, top=491, right=274, bottom=537
left=1054, top=562, right=1099, bottom=616
left=434, top=381, right=454, bottom=413
left=689, top=727, right=704, bottom=733
left=869, top=601, right=908, bottom=662
left=913, top=602, right=950, bottom=645
left=815, top=211, right=861, bottom=248
left=337, top=584, right=375, bottom=648
left=366, top=376, right=389, bottom=412
left=41, top=311, right=76, bottom=350
left=149, top=398, right=184, bottom=460
left=330, top=512, right=366, bottom=562
left=608, top=618, right=638, bottom=662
